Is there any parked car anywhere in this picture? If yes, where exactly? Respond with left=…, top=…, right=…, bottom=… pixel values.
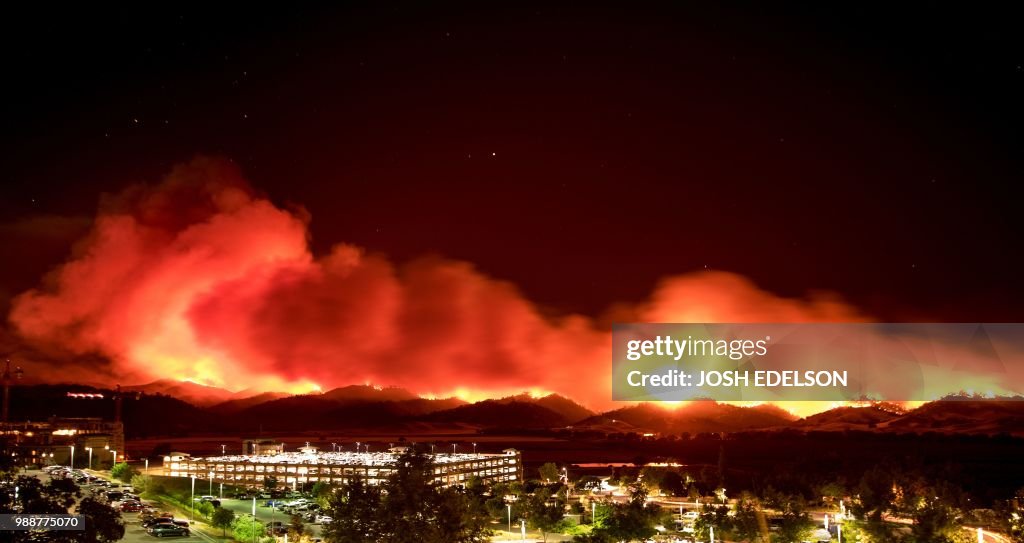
left=142, top=517, right=174, bottom=528
left=266, top=521, right=287, bottom=536
left=147, top=523, right=189, bottom=537
left=264, top=499, right=285, bottom=508
left=314, top=514, right=333, bottom=525
left=120, top=501, right=143, bottom=512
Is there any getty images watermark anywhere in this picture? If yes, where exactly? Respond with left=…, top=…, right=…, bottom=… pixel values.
left=612, top=323, right=1024, bottom=402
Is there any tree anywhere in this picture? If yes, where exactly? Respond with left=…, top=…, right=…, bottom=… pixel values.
left=694, top=504, right=732, bottom=542
left=601, top=488, right=661, bottom=542
left=639, top=467, right=665, bottom=494
left=575, top=487, right=660, bottom=543
left=289, top=514, right=307, bottom=539
left=212, top=507, right=236, bottom=537
left=1008, top=487, right=1024, bottom=543
left=310, top=480, right=334, bottom=507
left=130, top=474, right=150, bottom=495
left=772, top=494, right=814, bottom=543
left=196, top=499, right=215, bottom=520
left=435, top=486, right=492, bottom=543
left=897, top=481, right=972, bottom=543
left=323, top=451, right=492, bottom=543
left=661, top=471, right=686, bottom=497
left=264, top=475, right=278, bottom=491
left=110, top=462, right=136, bottom=483
left=232, top=514, right=266, bottom=543
left=323, top=477, right=384, bottom=543
left=851, top=466, right=897, bottom=542
left=524, top=488, right=565, bottom=542
left=76, top=497, right=125, bottom=542
left=732, top=494, right=767, bottom=543
left=3, top=474, right=80, bottom=514
left=539, top=463, right=560, bottom=484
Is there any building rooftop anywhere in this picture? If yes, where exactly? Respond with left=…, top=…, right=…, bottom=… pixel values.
left=186, top=450, right=517, bottom=467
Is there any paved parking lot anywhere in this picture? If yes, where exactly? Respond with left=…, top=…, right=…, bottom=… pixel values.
left=120, top=511, right=209, bottom=543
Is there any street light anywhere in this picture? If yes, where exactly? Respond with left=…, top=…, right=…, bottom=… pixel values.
left=507, top=504, right=512, bottom=539
left=69, top=445, right=75, bottom=470
left=331, top=442, right=337, bottom=452
left=472, top=442, right=477, bottom=454
left=190, top=476, right=196, bottom=523
left=144, top=458, right=149, bottom=474
left=2, top=359, right=24, bottom=423
left=86, top=447, right=93, bottom=470
left=221, top=444, right=226, bottom=455
left=452, top=443, right=457, bottom=454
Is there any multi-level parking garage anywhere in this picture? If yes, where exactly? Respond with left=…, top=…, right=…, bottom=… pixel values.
left=163, top=446, right=522, bottom=488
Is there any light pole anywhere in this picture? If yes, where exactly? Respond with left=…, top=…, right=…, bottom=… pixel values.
left=86, top=447, right=93, bottom=470
left=472, top=442, right=477, bottom=455
left=190, top=476, right=195, bottom=523
left=69, top=445, right=75, bottom=470
left=507, top=504, right=512, bottom=539
left=331, top=442, right=336, bottom=452
left=452, top=443, right=457, bottom=454
left=1, top=359, right=24, bottom=423
left=593, top=501, right=597, bottom=525
left=209, top=471, right=214, bottom=494
left=144, top=458, right=149, bottom=474
left=837, top=524, right=841, bottom=543
left=221, top=444, right=226, bottom=455
left=710, top=525, right=715, bottom=543
left=520, top=519, right=526, bottom=542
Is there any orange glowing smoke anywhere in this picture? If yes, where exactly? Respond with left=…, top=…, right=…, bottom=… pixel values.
left=7, top=158, right=884, bottom=410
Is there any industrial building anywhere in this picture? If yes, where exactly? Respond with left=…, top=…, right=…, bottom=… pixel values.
left=163, top=445, right=523, bottom=488
left=0, top=417, right=124, bottom=468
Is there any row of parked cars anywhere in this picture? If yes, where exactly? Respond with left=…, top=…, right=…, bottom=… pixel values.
left=42, top=465, right=99, bottom=485
left=141, top=510, right=191, bottom=537
left=44, top=466, right=190, bottom=538
left=264, top=497, right=332, bottom=524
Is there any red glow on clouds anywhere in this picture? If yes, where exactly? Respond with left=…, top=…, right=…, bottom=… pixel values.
left=9, top=158, right=871, bottom=407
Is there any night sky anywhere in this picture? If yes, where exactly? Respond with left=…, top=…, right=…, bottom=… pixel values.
left=2, top=4, right=1024, bottom=392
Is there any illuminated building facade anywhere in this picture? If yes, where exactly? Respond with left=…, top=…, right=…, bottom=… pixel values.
left=163, top=446, right=523, bottom=488
left=0, top=417, right=124, bottom=468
